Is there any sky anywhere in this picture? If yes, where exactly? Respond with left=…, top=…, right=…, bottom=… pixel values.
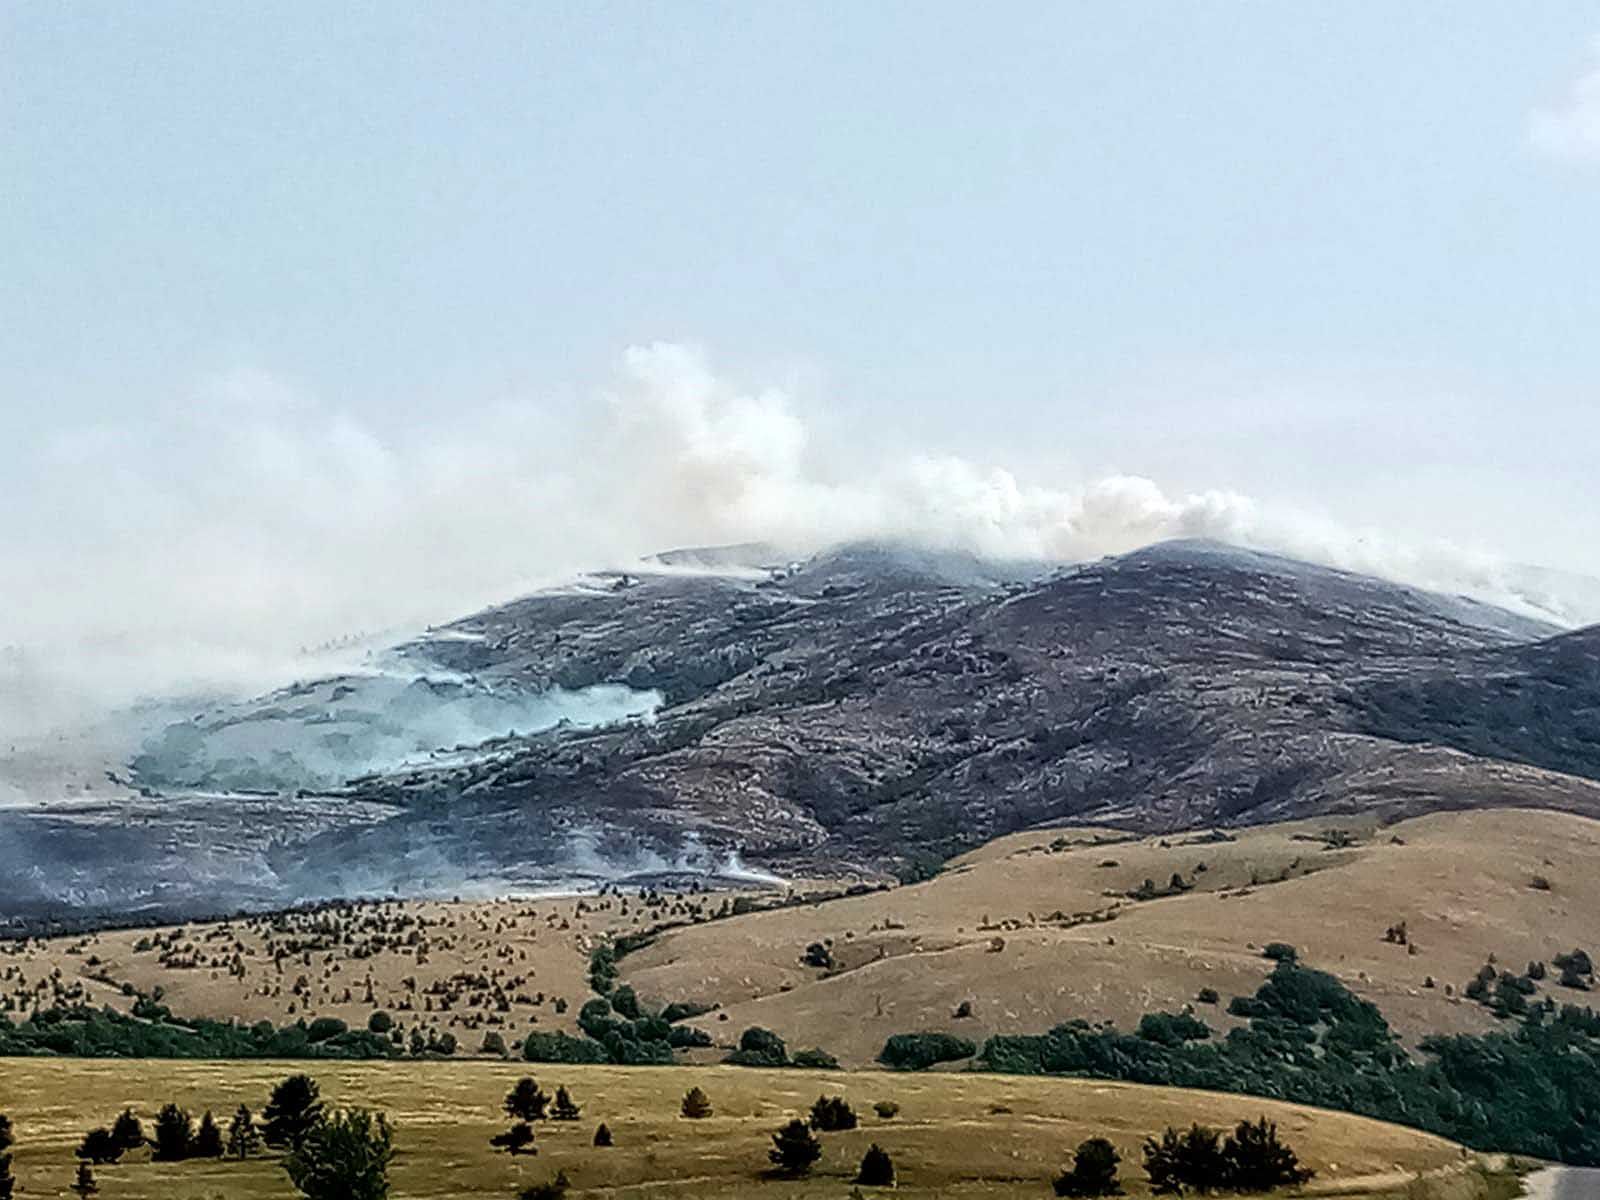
left=3, top=3, right=1600, bottom=724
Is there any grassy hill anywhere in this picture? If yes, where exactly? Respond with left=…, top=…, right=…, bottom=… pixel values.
left=2, top=1059, right=1475, bottom=1199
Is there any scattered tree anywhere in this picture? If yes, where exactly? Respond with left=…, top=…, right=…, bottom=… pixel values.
left=551, top=1086, right=582, bottom=1121
left=1143, top=1124, right=1228, bottom=1194
left=71, top=1162, right=98, bottom=1200
left=1220, top=1118, right=1313, bottom=1191
left=152, top=1103, right=195, bottom=1162
left=489, top=1123, right=537, bottom=1156
left=76, top=1128, right=123, bottom=1166
left=505, top=1078, right=550, bottom=1122
left=264, top=1074, right=325, bottom=1150
left=681, top=1087, right=713, bottom=1119
left=194, top=1110, right=225, bottom=1158
left=809, top=1095, right=858, bottom=1132
left=857, top=1143, right=896, bottom=1186
left=769, top=1118, right=823, bottom=1177
left=111, top=1109, right=144, bottom=1154
left=593, top=1122, right=613, bottom=1148
left=873, top=1100, right=900, bottom=1119
left=0, top=1114, right=14, bottom=1200
left=1055, top=1137, right=1123, bottom=1197
left=228, top=1105, right=262, bottom=1160
left=284, top=1108, right=395, bottom=1200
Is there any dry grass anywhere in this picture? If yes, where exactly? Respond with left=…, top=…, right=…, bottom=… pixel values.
left=1, top=1059, right=1469, bottom=1199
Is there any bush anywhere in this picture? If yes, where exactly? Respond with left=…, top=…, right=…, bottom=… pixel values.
left=523, top=1031, right=609, bottom=1064
left=1262, top=944, right=1298, bottom=964
left=792, top=1047, right=840, bottom=1069
left=307, top=1017, right=348, bottom=1043
left=668, top=1025, right=712, bottom=1049
left=1221, top=1117, right=1313, bottom=1191
left=873, top=1100, right=900, bottom=1119
left=877, top=1032, right=976, bottom=1071
left=1055, top=1137, right=1123, bottom=1197
left=858, top=1143, right=896, bottom=1186
left=1143, top=1125, right=1228, bottom=1194
left=1196, top=988, right=1220, bottom=1005
left=1138, top=1012, right=1211, bottom=1047
left=76, top=1128, right=123, bottom=1165
left=490, top=1123, right=537, bottom=1155
left=661, top=1001, right=713, bottom=1024
left=284, top=1108, right=395, bottom=1200
left=593, top=1122, right=613, bottom=1147
left=551, top=1087, right=582, bottom=1121
left=809, top=1095, right=858, bottom=1132
left=681, top=1087, right=713, bottom=1119
left=481, top=1031, right=507, bottom=1057
left=769, top=1118, right=823, bottom=1176
left=726, top=1026, right=788, bottom=1067
left=366, top=1011, right=393, bottom=1034
left=610, top=985, right=643, bottom=1020
left=518, top=1170, right=570, bottom=1200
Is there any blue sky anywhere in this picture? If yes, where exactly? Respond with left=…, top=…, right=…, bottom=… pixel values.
left=3, top=4, right=1599, bottom=711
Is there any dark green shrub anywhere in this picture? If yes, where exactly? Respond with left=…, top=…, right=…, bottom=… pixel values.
left=726, top=1026, right=788, bottom=1067
left=680, top=1087, right=713, bottom=1119
left=490, top=1123, right=536, bottom=1155
left=792, top=1047, right=840, bottom=1069
left=769, top=1118, right=822, bottom=1176
left=1137, top=1012, right=1211, bottom=1047
left=263, top=1075, right=324, bottom=1150
left=152, top=1103, right=194, bottom=1162
left=877, top=1032, right=976, bottom=1071
left=283, top=1108, right=395, bottom=1200
left=808, top=1095, right=857, bottom=1131
left=194, top=1110, right=224, bottom=1158
left=504, top=1078, right=549, bottom=1122
left=1221, top=1117, right=1313, bottom=1191
left=307, top=1017, right=348, bottom=1043
left=110, top=1109, right=143, bottom=1153
left=1055, top=1137, right=1123, bottom=1197
left=857, top=1143, right=896, bottom=1186
left=76, top=1128, right=123, bottom=1165
left=1143, top=1125, right=1228, bottom=1194
left=1262, top=944, right=1298, bottom=964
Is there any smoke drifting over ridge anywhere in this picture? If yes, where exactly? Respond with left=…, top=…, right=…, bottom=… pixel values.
left=2, top=341, right=1591, bottom=738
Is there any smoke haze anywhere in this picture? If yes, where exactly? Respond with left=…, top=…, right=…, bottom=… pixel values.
left=2, top=342, right=1595, bottom=740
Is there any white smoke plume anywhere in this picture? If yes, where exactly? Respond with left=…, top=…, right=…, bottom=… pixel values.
left=1, top=342, right=1591, bottom=740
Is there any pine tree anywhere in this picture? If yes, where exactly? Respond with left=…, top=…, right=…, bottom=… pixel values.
left=0, top=1114, right=17, bottom=1200
left=194, top=1110, right=225, bottom=1158
left=111, top=1109, right=144, bottom=1154
left=152, top=1103, right=195, bottom=1162
left=593, top=1122, right=613, bottom=1148
left=857, top=1143, right=896, bottom=1186
left=550, top=1086, right=581, bottom=1121
left=769, top=1118, right=823, bottom=1177
left=71, top=1163, right=98, bottom=1200
left=263, top=1074, right=325, bottom=1150
left=504, top=1078, right=550, bottom=1122
left=680, top=1087, right=713, bottom=1119
left=489, top=1122, right=537, bottom=1156
left=76, top=1128, right=123, bottom=1165
left=228, top=1105, right=262, bottom=1160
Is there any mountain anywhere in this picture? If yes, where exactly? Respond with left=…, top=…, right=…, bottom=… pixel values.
left=4, top=538, right=1599, bottom=926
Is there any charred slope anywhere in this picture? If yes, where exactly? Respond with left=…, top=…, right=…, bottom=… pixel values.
left=276, top=539, right=1600, bottom=890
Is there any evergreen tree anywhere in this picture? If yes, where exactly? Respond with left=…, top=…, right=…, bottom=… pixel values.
left=769, top=1118, right=823, bottom=1177
left=1143, top=1125, right=1228, bottom=1195
left=111, top=1109, right=144, bottom=1154
left=264, top=1075, right=325, bottom=1150
left=551, top=1086, right=582, bottom=1121
left=76, top=1128, right=123, bottom=1165
left=0, top=1114, right=14, bottom=1200
left=489, top=1123, right=537, bottom=1155
left=680, top=1087, right=713, bottom=1119
left=1220, top=1118, right=1313, bottom=1191
left=593, top=1123, right=613, bottom=1148
left=194, top=1110, right=225, bottom=1158
left=228, top=1105, right=262, bottom=1160
left=283, top=1108, right=394, bottom=1200
left=504, top=1078, right=550, bottom=1122
left=152, top=1103, right=195, bottom=1162
left=71, top=1163, right=98, bottom=1200
left=1055, top=1137, right=1123, bottom=1197
left=857, top=1143, right=896, bottom=1186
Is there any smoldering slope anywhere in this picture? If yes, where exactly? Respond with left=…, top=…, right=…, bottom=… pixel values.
left=3, top=341, right=1595, bottom=745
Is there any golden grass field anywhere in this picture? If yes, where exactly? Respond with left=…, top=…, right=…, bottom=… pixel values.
left=0, top=1059, right=1478, bottom=1200
left=5, top=808, right=1598, bottom=1073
